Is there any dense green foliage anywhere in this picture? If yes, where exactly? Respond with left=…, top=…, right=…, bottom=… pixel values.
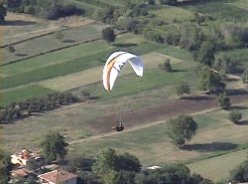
left=176, top=81, right=190, bottom=97
left=92, top=148, right=141, bottom=184
left=0, top=92, right=80, bottom=123
left=0, top=150, right=13, bottom=184
left=166, top=114, right=198, bottom=147
left=229, top=159, right=248, bottom=182
left=218, top=93, right=231, bottom=110
left=159, top=59, right=172, bottom=72
left=197, top=65, right=225, bottom=93
left=241, top=66, right=248, bottom=83
left=228, top=110, right=242, bottom=124
left=4, top=0, right=84, bottom=19
left=0, top=1, right=7, bottom=24
left=40, top=131, right=68, bottom=161
left=101, top=27, right=116, bottom=44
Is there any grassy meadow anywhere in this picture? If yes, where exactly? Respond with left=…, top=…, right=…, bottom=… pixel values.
left=2, top=0, right=248, bottom=181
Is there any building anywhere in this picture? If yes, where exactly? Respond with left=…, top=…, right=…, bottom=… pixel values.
left=11, top=168, right=32, bottom=178
left=38, top=169, right=78, bottom=184
left=11, top=149, right=42, bottom=166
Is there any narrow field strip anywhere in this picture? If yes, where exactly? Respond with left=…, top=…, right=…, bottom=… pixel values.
left=38, top=52, right=185, bottom=91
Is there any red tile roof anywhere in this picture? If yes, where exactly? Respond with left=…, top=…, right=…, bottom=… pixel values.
left=11, top=168, right=32, bottom=177
left=38, top=169, right=77, bottom=183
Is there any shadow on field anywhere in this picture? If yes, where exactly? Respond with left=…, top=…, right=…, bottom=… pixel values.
left=225, top=88, right=248, bottom=96
left=113, top=43, right=138, bottom=47
left=182, top=142, right=238, bottom=152
left=15, top=53, right=28, bottom=57
left=228, top=105, right=248, bottom=110
left=63, top=39, right=76, bottom=43
left=89, top=96, right=100, bottom=100
left=237, top=120, right=248, bottom=125
left=171, top=69, right=187, bottom=73
left=224, top=77, right=239, bottom=82
left=182, top=96, right=214, bottom=101
left=3, top=20, right=36, bottom=26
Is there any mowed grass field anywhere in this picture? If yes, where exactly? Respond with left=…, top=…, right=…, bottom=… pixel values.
left=2, top=45, right=198, bottom=150
left=187, top=148, right=248, bottom=182
left=3, top=33, right=194, bottom=103
left=3, top=2, right=248, bottom=181
left=2, top=22, right=111, bottom=64
left=65, top=103, right=248, bottom=180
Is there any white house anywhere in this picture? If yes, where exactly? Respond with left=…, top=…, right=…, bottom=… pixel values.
left=38, top=169, right=78, bottom=184
left=11, top=149, right=42, bottom=166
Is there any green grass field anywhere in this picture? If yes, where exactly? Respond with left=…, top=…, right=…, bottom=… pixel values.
left=187, top=148, right=248, bottom=182
left=2, top=23, right=109, bottom=64
left=227, top=0, right=248, bottom=9
left=216, top=48, right=248, bottom=65
left=3, top=2, right=248, bottom=182
left=2, top=40, right=111, bottom=77
left=65, top=104, right=248, bottom=176
left=2, top=85, right=56, bottom=107
left=181, top=1, right=248, bottom=22
left=149, top=6, right=194, bottom=23
left=2, top=35, right=164, bottom=90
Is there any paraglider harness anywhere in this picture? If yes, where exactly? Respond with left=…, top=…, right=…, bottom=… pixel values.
left=112, top=121, right=124, bottom=132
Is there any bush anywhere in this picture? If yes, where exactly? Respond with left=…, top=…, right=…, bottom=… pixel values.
left=176, top=81, right=190, bottom=97
left=159, top=59, right=172, bottom=72
left=218, top=93, right=231, bottom=110
left=229, top=160, right=248, bottom=183
left=143, top=30, right=164, bottom=43
left=228, top=110, right=242, bottom=124
left=241, top=66, right=248, bottom=83
left=7, top=45, right=15, bottom=53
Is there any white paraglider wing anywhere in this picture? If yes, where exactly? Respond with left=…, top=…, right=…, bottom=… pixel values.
left=102, top=51, right=144, bottom=92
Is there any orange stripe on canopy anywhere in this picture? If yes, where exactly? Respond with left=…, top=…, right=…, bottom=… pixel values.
left=105, top=53, right=125, bottom=91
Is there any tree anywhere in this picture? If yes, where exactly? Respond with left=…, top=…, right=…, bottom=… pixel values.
left=40, top=131, right=68, bottom=161
left=218, top=93, right=231, bottom=110
left=159, top=0, right=177, bottom=6
left=159, top=59, right=172, bottom=72
left=102, top=169, right=125, bottom=184
left=196, top=40, right=215, bottom=67
left=147, top=0, right=155, bottom=5
left=26, top=175, right=38, bottom=184
left=229, top=160, right=248, bottom=183
left=176, top=81, right=190, bottom=98
left=92, top=148, right=117, bottom=175
left=55, top=31, right=64, bottom=40
left=228, top=110, right=242, bottom=124
left=26, top=158, right=40, bottom=171
left=0, top=2, right=7, bottom=24
left=0, top=150, right=14, bottom=184
left=241, top=66, right=248, bottom=83
left=198, top=65, right=225, bottom=93
left=102, top=27, right=116, bottom=44
left=7, top=45, right=16, bottom=53
left=117, top=152, right=141, bottom=173
left=166, top=114, right=198, bottom=147
left=92, top=148, right=141, bottom=183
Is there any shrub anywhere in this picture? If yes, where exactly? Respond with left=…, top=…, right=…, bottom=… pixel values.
left=241, top=66, right=248, bottom=83
left=218, top=93, right=231, bottom=110
left=159, top=59, right=172, bottom=72
left=176, top=81, right=190, bottom=97
left=7, top=45, right=15, bottom=53
left=228, top=110, right=242, bottom=124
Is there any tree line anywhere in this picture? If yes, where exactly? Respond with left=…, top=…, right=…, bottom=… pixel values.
left=0, top=92, right=80, bottom=124
left=94, top=2, right=248, bottom=82
left=0, top=0, right=85, bottom=22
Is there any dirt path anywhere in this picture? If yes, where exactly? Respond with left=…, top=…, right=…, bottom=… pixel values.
left=68, top=92, right=248, bottom=144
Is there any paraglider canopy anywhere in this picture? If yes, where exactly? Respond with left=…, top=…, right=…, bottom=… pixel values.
left=102, top=51, right=144, bottom=92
